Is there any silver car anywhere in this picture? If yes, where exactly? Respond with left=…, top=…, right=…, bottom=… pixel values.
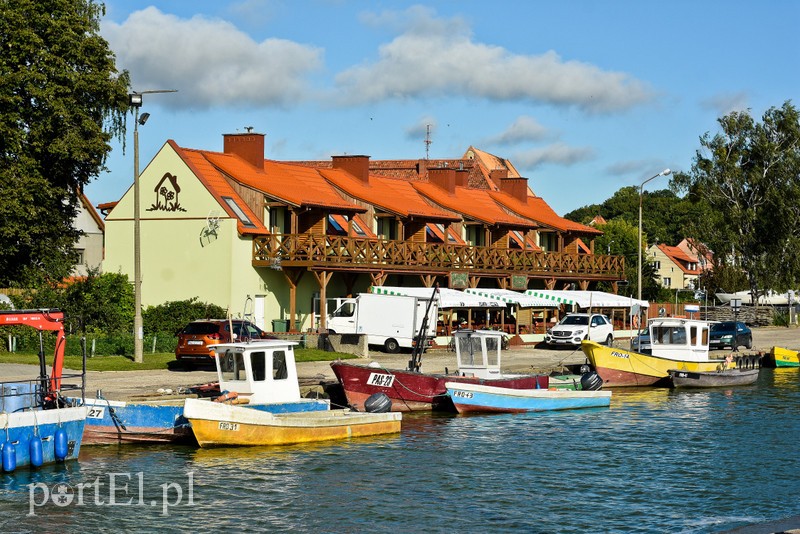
left=630, top=329, right=651, bottom=354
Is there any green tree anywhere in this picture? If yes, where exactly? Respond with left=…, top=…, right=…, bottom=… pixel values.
left=673, top=102, right=800, bottom=302
left=593, top=219, right=662, bottom=300
left=0, top=0, right=130, bottom=287
left=143, top=298, right=228, bottom=336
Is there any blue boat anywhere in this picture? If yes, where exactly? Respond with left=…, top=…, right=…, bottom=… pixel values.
left=0, top=309, right=86, bottom=472
left=80, top=336, right=330, bottom=445
left=445, top=382, right=612, bottom=414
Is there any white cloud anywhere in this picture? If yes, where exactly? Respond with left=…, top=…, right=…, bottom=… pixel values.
left=337, top=6, right=653, bottom=113
left=512, top=143, right=595, bottom=168
left=405, top=116, right=437, bottom=141
left=485, top=116, right=552, bottom=145
left=102, top=7, right=323, bottom=109
left=701, top=92, right=750, bottom=117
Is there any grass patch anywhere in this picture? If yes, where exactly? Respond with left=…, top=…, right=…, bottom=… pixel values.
left=0, top=348, right=356, bottom=372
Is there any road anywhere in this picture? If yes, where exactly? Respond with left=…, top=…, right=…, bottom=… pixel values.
left=2, top=326, right=798, bottom=401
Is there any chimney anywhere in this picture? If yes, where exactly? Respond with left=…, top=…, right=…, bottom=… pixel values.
left=455, top=169, right=469, bottom=188
left=500, top=176, right=529, bottom=204
left=332, top=155, right=370, bottom=184
left=428, top=167, right=456, bottom=194
left=223, top=132, right=265, bottom=168
left=490, top=168, right=509, bottom=183
left=416, top=159, right=428, bottom=180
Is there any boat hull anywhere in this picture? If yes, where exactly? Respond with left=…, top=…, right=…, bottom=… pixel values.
left=331, top=361, right=548, bottom=412
left=581, top=341, right=730, bottom=387
left=669, top=368, right=760, bottom=388
left=768, top=346, right=800, bottom=368
left=184, top=398, right=401, bottom=447
left=0, top=407, right=86, bottom=469
left=446, top=382, right=611, bottom=414
left=81, top=398, right=329, bottom=445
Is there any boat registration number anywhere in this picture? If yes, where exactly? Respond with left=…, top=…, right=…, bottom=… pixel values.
left=451, top=390, right=473, bottom=399
left=187, top=340, right=204, bottom=345
left=86, top=407, right=106, bottom=419
left=218, top=422, right=239, bottom=431
left=367, top=372, right=395, bottom=388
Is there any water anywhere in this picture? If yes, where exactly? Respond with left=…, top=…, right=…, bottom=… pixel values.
left=1, top=369, right=798, bottom=533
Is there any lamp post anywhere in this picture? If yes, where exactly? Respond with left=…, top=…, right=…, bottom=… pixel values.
left=637, top=169, right=671, bottom=304
left=129, top=89, right=176, bottom=363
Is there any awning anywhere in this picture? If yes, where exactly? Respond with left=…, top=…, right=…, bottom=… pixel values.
left=525, top=290, right=649, bottom=309
left=369, top=286, right=502, bottom=309
left=463, top=288, right=558, bottom=308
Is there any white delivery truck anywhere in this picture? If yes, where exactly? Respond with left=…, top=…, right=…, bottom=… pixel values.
left=326, top=293, right=439, bottom=353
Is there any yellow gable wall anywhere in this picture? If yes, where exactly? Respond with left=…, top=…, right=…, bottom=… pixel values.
left=103, top=143, right=277, bottom=326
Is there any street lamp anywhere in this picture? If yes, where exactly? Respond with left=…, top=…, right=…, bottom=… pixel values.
left=129, top=89, right=176, bottom=363
left=637, top=168, right=671, bottom=304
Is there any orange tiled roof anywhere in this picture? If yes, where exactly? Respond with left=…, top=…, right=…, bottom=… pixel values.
left=488, top=190, right=602, bottom=235
left=319, top=169, right=459, bottom=222
left=658, top=244, right=701, bottom=274
left=413, top=182, right=536, bottom=228
left=173, top=144, right=269, bottom=235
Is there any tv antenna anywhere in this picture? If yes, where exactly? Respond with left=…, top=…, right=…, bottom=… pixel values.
left=424, top=124, right=432, bottom=160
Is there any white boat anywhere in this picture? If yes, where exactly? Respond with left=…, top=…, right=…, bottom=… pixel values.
left=715, top=290, right=794, bottom=306
left=184, top=339, right=401, bottom=447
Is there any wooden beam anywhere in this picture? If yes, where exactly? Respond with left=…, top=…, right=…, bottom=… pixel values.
left=313, top=271, right=333, bottom=331
left=545, top=278, right=556, bottom=290
left=419, top=274, right=437, bottom=288
left=578, top=280, right=589, bottom=291
left=282, top=268, right=305, bottom=332
left=370, top=271, right=388, bottom=287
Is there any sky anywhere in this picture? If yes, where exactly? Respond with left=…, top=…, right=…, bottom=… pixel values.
left=88, top=0, right=800, bottom=216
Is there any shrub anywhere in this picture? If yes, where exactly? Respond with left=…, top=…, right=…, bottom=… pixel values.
left=143, top=298, right=227, bottom=336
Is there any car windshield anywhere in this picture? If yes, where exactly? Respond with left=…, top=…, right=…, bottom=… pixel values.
left=712, top=322, right=736, bottom=332
left=560, top=316, right=588, bottom=326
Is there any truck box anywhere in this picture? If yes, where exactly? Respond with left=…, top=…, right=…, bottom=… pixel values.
left=326, top=293, right=439, bottom=353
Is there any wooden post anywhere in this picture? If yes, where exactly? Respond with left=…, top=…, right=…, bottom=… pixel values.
left=313, top=270, right=333, bottom=331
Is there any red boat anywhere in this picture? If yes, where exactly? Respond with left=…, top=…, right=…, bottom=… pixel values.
left=331, top=330, right=548, bottom=412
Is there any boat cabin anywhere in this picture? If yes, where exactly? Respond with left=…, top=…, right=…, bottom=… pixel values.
left=212, top=340, right=301, bottom=404
left=648, top=318, right=711, bottom=362
left=453, top=329, right=505, bottom=379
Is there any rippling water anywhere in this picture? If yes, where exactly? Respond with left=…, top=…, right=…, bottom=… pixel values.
left=1, top=369, right=798, bottom=533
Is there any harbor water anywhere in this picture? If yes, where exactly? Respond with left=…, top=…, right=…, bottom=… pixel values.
left=1, top=368, right=798, bottom=533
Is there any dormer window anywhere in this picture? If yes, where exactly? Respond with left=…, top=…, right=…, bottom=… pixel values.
left=222, top=196, right=256, bottom=228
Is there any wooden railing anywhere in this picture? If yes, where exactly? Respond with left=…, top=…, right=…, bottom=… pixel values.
left=252, top=234, right=624, bottom=279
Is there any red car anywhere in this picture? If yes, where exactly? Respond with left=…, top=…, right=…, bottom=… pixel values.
left=175, top=319, right=275, bottom=366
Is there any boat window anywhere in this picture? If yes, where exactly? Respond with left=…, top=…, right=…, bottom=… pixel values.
left=220, top=351, right=246, bottom=381
left=652, top=326, right=687, bottom=345
left=251, top=351, right=266, bottom=381
left=701, top=327, right=709, bottom=345
left=456, top=336, right=479, bottom=366
left=689, top=326, right=697, bottom=345
left=273, top=351, right=288, bottom=380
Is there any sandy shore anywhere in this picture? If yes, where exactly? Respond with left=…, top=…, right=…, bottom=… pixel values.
left=2, top=326, right=798, bottom=401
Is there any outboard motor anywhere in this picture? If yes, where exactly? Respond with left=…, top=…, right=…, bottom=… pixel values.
left=580, top=371, right=603, bottom=391
left=364, top=392, right=392, bottom=413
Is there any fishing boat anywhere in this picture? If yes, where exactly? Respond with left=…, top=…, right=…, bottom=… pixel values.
left=183, top=339, right=400, bottom=447
left=331, top=329, right=549, bottom=412
left=0, top=309, right=86, bottom=472
left=764, top=346, right=800, bottom=368
left=582, top=317, right=734, bottom=387
left=80, top=338, right=328, bottom=445
left=668, top=368, right=760, bottom=388
left=445, top=382, right=611, bottom=414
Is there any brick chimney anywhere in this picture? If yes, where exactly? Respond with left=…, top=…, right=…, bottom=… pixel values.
left=490, top=168, right=509, bottom=183
left=332, top=155, right=370, bottom=184
left=223, top=132, right=265, bottom=168
left=455, top=169, right=469, bottom=188
left=428, top=167, right=456, bottom=194
left=500, top=176, right=529, bottom=204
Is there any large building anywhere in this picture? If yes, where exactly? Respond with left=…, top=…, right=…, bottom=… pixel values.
left=101, top=131, right=623, bottom=332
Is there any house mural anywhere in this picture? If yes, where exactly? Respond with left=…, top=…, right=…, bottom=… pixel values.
left=147, top=172, right=186, bottom=212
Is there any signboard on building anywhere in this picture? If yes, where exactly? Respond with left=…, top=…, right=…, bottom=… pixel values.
left=510, top=275, right=528, bottom=291
left=449, top=272, right=468, bottom=289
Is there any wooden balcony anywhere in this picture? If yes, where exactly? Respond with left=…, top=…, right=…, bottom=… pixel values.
left=252, top=234, right=624, bottom=282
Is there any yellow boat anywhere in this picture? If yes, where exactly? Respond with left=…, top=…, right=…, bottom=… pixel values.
left=768, top=346, right=800, bottom=368
left=182, top=339, right=401, bottom=447
left=582, top=318, right=733, bottom=387
left=184, top=399, right=401, bottom=447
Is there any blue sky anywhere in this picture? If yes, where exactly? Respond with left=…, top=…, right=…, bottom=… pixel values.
left=88, top=0, right=800, bottom=216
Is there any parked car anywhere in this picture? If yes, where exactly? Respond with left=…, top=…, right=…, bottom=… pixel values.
left=709, top=321, right=753, bottom=350
left=175, top=319, right=275, bottom=365
left=630, top=329, right=652, bottom=354
left=545, top=313, right=614, bottom=347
